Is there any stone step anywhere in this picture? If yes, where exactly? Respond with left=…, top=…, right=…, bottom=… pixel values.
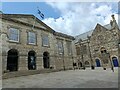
left=2, top=69, right=63, bottom=79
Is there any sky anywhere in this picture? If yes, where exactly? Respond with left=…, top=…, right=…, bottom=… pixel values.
left=1, top=1, right=119, bottom=36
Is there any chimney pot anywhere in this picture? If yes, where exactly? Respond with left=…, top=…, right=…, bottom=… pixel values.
left=111, top=14, right=115, bottom=20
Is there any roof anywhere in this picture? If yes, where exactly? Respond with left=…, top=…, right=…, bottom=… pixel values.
left=74, top=19, right=119, bottom=42
left=0, top=14, right=54, bottom=32
left=0, top=14, right=75, bottom=40
left=75, top=23, right=113, bottom=43
left=54, top=31, right=75, bottom=40
left=75, top=30, right=93, bottom=43
left=104, top=24, right=111, bottom=30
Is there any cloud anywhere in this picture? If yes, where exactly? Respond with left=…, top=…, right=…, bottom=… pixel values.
left=42, top=2, right=118, bottom=36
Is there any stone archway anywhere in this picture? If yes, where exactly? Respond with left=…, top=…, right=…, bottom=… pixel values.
left=100, top=47, right=109, bottom=64
left=85, top=61, right=90, bottom=67
left=28, top=50, right=36, bottom=70
left=112, top=57, right=119, bottom=67
left=7, top=49, right=18, bottom=71
left=96, top=59, right=101, bottom=67
left=43, top=52, right=50, bottom=68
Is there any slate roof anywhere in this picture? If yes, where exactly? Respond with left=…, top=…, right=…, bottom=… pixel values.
left=104, top=24, right=111, bottom=30
left=75, top=23, right=112, bottom=43
left=75, top=22, right=120, bottom=43
left=75, top=30, right=93, bottom=43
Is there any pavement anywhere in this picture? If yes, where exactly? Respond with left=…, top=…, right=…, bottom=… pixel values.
left=2, top=67, right=118, bottom=88
left=2, top=69, right=64, bottom=79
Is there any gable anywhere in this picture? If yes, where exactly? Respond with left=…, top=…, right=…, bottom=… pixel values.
left=1, top=14, right=74, bottom=39
left=10, top=16, right=47, bottom=30
left=90, top=23, right=112, bottom=45
left=91, top=24, right=108, bottom=37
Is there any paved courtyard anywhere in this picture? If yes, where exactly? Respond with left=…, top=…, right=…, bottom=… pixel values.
left=2, top=67, right=118, bottom=88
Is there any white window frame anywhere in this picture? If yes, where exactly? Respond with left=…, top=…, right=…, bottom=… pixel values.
left=42, top=35, right=49, bottom=47
left=28, top=32, right=36, bottom=45
left=9, top=28, right=20, bottom=42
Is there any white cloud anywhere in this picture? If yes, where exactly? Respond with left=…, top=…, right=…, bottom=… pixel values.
left=42, top=2, right=118, bottom=36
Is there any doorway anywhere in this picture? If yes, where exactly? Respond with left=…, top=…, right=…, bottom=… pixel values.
left=43, top=52, right=50, bottom=68
left=112, top=57, right=119, bottom=67
left=96, top=59, right=101, bottom=67
left=7, top=49, right=18, bottom=71
left=28, top=51, right=36, bottom=70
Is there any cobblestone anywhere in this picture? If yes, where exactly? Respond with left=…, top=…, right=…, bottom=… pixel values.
left=2, top=67, right=118, bottom=88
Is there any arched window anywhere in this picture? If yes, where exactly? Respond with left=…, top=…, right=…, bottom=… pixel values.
left=100, top=47, right=106, bottom=53
left=85, top=61, right=90, bottom=67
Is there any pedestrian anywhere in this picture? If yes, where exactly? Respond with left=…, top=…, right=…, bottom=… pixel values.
left=73, top=62, right=76, bottom=70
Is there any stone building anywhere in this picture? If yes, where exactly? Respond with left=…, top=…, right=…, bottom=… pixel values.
left=0, top=14, right=76, bottom=72
left=75, top=15, right=120, bottom=69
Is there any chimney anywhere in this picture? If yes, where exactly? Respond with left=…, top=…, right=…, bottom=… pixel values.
left=111, top=14, right=115, bottom=21
left=110, top=14, right=118, bottom=29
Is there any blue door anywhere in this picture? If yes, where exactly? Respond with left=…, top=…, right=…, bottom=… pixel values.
left=96, top=59, right=101, bottom=67
left=112, top=57, right=119, bottom=67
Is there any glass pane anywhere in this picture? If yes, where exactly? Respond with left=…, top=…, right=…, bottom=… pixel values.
left=28, top=32, right=36, bottom=44
left=9, top=28, right=19, bottom=41
left=42, top=35, right=49, bottom=46
left=57, top=41, right=63, bottom=54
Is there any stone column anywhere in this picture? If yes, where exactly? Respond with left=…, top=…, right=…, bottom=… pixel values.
left=36, top=56, right=43, bottom=70
left=49, top=55, right=56, bottom=69
left=2, top=54, right=7, bottom=72
left=1, top=34, right=9, bottom=72
left=18, top=56, right=28, bottom=71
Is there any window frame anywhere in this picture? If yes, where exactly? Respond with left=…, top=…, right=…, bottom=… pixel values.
left=9, top=28, right=20, bottom=43
left=27, top=31, right=37, bottom=45
left=57, top=40, right=64, bottom=55
left=66, top=41, right=72, bottom=55
left=42, top=34, right=49, bottom=47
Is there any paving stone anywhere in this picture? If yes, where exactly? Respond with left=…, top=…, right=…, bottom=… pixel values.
left=2, top=67, right=118, bottom=88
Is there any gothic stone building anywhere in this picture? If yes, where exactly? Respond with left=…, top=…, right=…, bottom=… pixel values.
left=75, top=15, right=120, bottom=69
left=0, top=14, right=76, bottom=72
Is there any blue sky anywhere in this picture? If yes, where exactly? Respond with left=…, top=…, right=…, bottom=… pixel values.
left=2, top=2, right=61, bottom=19
left=1, top=2, right=119, bottom=36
